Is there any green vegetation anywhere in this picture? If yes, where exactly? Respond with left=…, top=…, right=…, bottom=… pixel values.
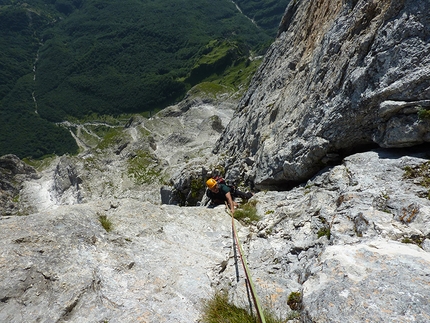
left=95, top=127, right=124, bottom=150
left=98, top=214, right=113, bottom=232
left=0, top=0, right=283, bottom=158
left=317, top=227, right=331, bottom=239
left=234, top=199, right=260, bottom=223
left=401, top=234, right=429, bottom=247
left=127, top=150, right=162, bottom=185
left=190, top=178, right=206, bottom=201
left=417, top=107, right=430, bottom=119
left=403, top=162, right=430, bottom=188
left=287, top=291, right=302, bottom=311
left=403, top=161, right=430, bottom=200
left=22, top=155, right=58, bottom=171
left=234, top=0, right=291, bottom=36
left=201, top=291, right=293, bottom=323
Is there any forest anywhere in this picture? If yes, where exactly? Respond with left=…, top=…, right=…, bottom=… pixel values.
left=0, top=0, right=289, bottom=158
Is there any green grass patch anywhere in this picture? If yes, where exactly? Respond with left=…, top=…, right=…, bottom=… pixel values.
left=417, top=108, right=430, bottom=120
left=287, top=291, right=302, bottom=311
left=234, top=199, right=260, bottom=223
left=403, top=162, right=430, bottom=188
left=96, top=127, right=124, bottom=150
left=127, top=150, right=162, bottom=184
left=188, top=82, right=233, bottom=99
left=317, top=227, right=331, bottom=239
left=22, top=154, right=58, bottom=171
left=98, top=214, right=112, bottom=232
left=200, top=291, right=292, bottom=323
left=401, top=234, right=428, bottom=247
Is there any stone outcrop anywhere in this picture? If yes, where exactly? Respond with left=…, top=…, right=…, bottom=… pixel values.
left=214, top=0, right=430, bottom=189
left=1, top=148, right=429, bottom=322
left=218, top=148, right=430, bottom=322
left=0, top=154, right=39, bottom=215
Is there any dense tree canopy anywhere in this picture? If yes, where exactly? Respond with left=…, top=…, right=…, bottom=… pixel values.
left=0, top=0, right=288, bottom=158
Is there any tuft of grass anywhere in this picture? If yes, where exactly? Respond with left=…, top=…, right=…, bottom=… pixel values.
left=401, top=237, right=413, bottom=244
left=401, top=234, right=428, bottom=247
left=287, top=292, right=302, bottom=311
left=201, top=291, right=294, bottom=323
left=189, top=82, right=233, bottom=99
left=317, top=227, right=331, bottom=239
left=98, top=214, right=113, bottom=232
left=234, top=200, right=260, bottom=223
left=417, top=107, right=430, bottom=120
left=201, top=292, right=255, bottom=323
left=403, top=162, right=430, bottom=188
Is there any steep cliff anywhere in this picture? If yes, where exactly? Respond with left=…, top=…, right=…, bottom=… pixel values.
left=215, top=0, right=430, bottom=189
left=1, top=1, right=430, bottom=322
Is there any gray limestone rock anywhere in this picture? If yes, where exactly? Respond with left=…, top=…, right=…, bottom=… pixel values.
left=1, top=147, right=430, bottom=322
left=214, top=0, right=430, bottom=188
left=53, top=156, right=83, bottom=204
left=302, top=240, right=430, bottom=323
left=0, top=154, right=39, bottom=216
left=0, top=201, right=236, bottom=323
left=216, top=149, right=430, bottom=322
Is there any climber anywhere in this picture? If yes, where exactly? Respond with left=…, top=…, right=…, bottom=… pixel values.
left=205, top=178, right=253, bottom=215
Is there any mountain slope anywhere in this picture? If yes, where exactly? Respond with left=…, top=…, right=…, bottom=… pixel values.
left=0, top=0, right=286, bottom=158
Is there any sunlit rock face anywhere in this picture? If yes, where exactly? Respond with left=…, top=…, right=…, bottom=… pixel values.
left=215, top=0, right=430, bottom=189
left=1, top=148, right=430, bottom=323
left=1, top=0, right=430, bottom=322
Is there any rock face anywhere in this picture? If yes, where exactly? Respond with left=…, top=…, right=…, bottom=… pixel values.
left=214, top=0, right=430, bottom=188
left=1, top=148, right=430, bottom=323
left=221, top=149, right=430, bottom=322
left=0, top=201, right=234, bottom=323
left=0, top=154, right=39, bottom=215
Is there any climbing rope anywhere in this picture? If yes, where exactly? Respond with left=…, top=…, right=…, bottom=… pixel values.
left=227, top=206, right=266, bottom=323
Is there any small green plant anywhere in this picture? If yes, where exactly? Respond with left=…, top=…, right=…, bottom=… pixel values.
left=96, top=127, right=124, bottom=150
left=234, top=200, right=260, bottom=223
left=401, top=234, right=427, bottom=247
left=98, top=214, right=113, bottom=232
left=190, top=178, right=205, bottom=199
left=287, top=291, right=302, bottom=311
left=265, top=210, right=274, bottom=215
left=401, top=237, right=413, bottom=244
left=200, top=292, right=255, bottom=323
left=417, top=107, right=430, bottom=120
left=200, top=291, right=293, bottom=323
left=317, top=227, right=331, bottom=239
left=403, top=162, right=430, bottom=187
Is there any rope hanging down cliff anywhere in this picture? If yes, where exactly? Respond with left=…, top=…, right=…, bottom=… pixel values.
left=227, top=205, right=266, bottom=323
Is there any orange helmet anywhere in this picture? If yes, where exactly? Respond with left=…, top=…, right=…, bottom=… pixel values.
left=206, top=178, right=217, bottom=189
